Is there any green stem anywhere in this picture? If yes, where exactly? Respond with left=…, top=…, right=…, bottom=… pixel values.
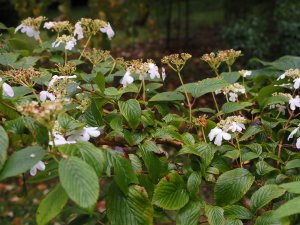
left=177, top=70, right=192, bottom=122
left=142, top=78, right=146, bottom=101
left=235, top=136, right=243, bottom=168
left=79, top=35, right=92, bottom=60
left=201, top=126, right=207, bottom=143
left=212, top=92, right=220, bottom=115
left=64, top=49, right=67, bottom=66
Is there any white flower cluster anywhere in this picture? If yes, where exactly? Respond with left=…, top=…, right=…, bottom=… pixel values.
left=287, top=125, right=300, bottom=149
left=277, top=68, right=300, bottom=89
left=215, top=83, right=246, bottom=102
left=209, top=116, right=247, bottom=146
left=272, top=92, right=300, bottom=111
left=49, top=127, right=101, bottom=146
left=0, top=77, right=14, bottom=97
left=52, top=35, right=77, bottom=50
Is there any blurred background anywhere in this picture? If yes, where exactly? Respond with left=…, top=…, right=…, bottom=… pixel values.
left=1, top=0, right=300, bottom=62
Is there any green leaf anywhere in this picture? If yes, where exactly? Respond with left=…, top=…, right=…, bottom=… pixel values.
left=257, top=55, right=300, bottom=70
left=223, top=205, right=253, bottom=220
left=140, top=148, right=164, bottom=182
left=176, top=201, right=203, bottom=225
left=225, top=219, right=243, bottom=225
left=205, top=205, right=225, bottom=225
left=141, top=141, right=161, bottom=153
left=273, top=196, right=300, bottom=219
left=59, top=157, right=99, bottom=209
left=107, top=184, right=153, bottom=225
left=0, top=146, right=46, bottom=180
left=280, top=181, right=300, bottom=194
left=177, top=78, right=229, bottom=98
left=221, top=102, right=252, bottom=114
left=250, top=185, right=285, bottom=213
left=0, top=52, right=19, bottom=66
left=93, top=72, right=105, bottom=93
left=149, top=91, right=185, bottom=101
left=118, top=99, right=141, bottom=129
left=240, top=126, right=263, bottom=142
left=256, top=161, right=276, bottom=176
left=58, top=113, right=84, bottom=131
left=36, top=184, right=68, bottom=225
left=215, top=168, right=255, bottom=206
left=153, top=173, right=189, bottom=210
left=58, top=142, right=104, bottom=177
left=285, top=159, right=300, bottom=170
left=221, top=72, right=240, bottom=84
left=12, top=56, right=39, bottom=69
left=0, top=126, right=9, bottom=170
left=109, top=151, right=139, bottom=194
left=187, top=171, right=201, bottom=196
left=262, top=95, right=289, bottom=109
left=255, top=211, right=290, bottom=225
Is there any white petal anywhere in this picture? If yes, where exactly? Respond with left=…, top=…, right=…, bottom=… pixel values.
left=296, top=137, right=300, bottom=149
left=214, top=133, right=223, bottom=146
left=36, top=161, right=46, bottom=171
left=2, top=82, right=14, bottom=97
left=222, top=132, right=231, bottom=140
left=288, top=127, right=299, bottom=141
left=208, top=127, right=221, bottom=141
left=294, top=78, right=300, bottom=89
left=30, top=167, right=37, bottom=176
left=85, top=127, right=101, bottom=137
left=39, top=91, right=48, bottom=102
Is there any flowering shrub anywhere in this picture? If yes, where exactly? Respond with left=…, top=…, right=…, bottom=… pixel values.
left=1, top=16, right=300, bottom=225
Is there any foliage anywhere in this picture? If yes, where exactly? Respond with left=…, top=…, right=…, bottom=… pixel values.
left=1, top=15, right=300, bottom=225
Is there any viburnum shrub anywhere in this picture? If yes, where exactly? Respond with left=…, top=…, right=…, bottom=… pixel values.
left=1, top=17, right=300, bottom=225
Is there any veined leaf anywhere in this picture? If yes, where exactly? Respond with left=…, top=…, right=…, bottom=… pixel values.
left=273, top=196, right=300, bottom=219
left=149, top=91, right=185, bottom=101
left=0, top=126, right=9, bottom=170
left=221, top=102, right=252, bottom=114
left=176, top=200, right=203, bottom=225
left=118, top=99, right=141, bottom=129
left=205, top=205, right=225, bottom=225
left=280, top=181, right=300, bottom=194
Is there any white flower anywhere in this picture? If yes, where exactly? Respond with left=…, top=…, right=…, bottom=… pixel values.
left=208, top=127, right=231, bottom=146
left=49, top=132, right=76, bottom=146
left=240, top=70, right=252, bottom=77
left=148, top=63, right=160, bottom=79
left=288, top=127, right=299, bottom=141
left=227, top=122, right=245, bottom=132
left=0, top=78, right=14, bottom=97
left=162, top=67, right=166, bottom=81
left=65, top=37, right=77, bottom=50
left=228, top=92, right=238, bottom=102
left=293, top=78, right=300, bottom=89
left=67, top=127, right=101, bottom=142
left=30, top=161, right=45, bottom=176
left=43, top=22, right=54, bottom=29
left=289, top=95, right=300, bottom=111
left=120, top=69, right=134, bottom=87
left=100, top=22, right=115, bottom=39
left=15, top=24, right=40, bottom=40
left=39, top=91, right=56, bottom=102
left=52, top=39, right=62, bottom=48
left=48, top=75, right=77, bottom=87
left=296, top=137, right=300, bottom=149
left=277, top=72, right=286, bottom=80
left=74, top=22, right=84, bottom=40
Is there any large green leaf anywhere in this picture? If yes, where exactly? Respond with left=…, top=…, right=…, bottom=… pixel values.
left=240, top=126, right=263, bottom=141
left=250, top=185, right=285, bottom=213
left=118, top=99, right=141, bottom=129
left=187, top=171, right=202, bottom=196
left=93, top=72, right=105, bottom=93
left=177, top=78, right=229, bottom=98
left=176, top=201, right=203, bottom=225
left=273, top=196, right=300, bottom=219
left=256, top=55, right=300, bottom=70
left=285, top=159, right=300, bottom=170
left=149, top=91, right=185, bottom=101
left=223, top=205, right=253, bottom=220
left=108, top=151, right=139, bottom=194
left=107, top=184, right=153, bottom=225
left=221, top=102, right=252, bottom=114
left=140, top=148, right=164, bottom=182
left=205, top=205, right=225, bottom=225
left=57, top=113, right=84, bottom=131
left=12, top=56, right=39, bottom=69
left=225, top=219, right=243, bottom=225
left=36, top=184, right=68, bottom=225
left=152, top=172, right=189, bottom=210
left=141, top=141, right=161, bottom=153
left=0, top=146, right=46, bottom=180
left=255, top=211, right=290, bottom=225
left=214, top=168, right=255, bottom=206
left=0, top=126, right=9, bottom=170
left=261, top=95, right=289, bottom=110
left=0, top=52, right=19, bottom=66
left=59, top=157, right=99, bottom=209
left=58, top=142, right=104, bottom=177
left=280, top=181, right=300, bottom=194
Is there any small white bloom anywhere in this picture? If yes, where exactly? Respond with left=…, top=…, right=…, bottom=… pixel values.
left=294, top=78, right=300, bottom=89
left=277, top=72, right=286, bottom=80
left=148, top=63, right=160, bottom=79
left=48, top=75, right=77, bottom=87
left=30, top=161, right=45, bottom=176
left=52, top=39, right=62, bottom=48
left=100, top=22, right=115, bottom=39
left=67, top=127, right=101, bottom=142
left=49, top=133, right=76, bottom=146
left=288, top=127, right=299, bottom=141
left=162, top=67, right=166, bottom=81
left=0, top=78, right=14, bottom=97
left=228, top=92, right=238, bottom=102
left=15, top=24, right=40, bottom=40
left=227, top=122, right=245, bottom=132
left=74, top=22, right=84, bottom=40
left=240, top=70, right=252, bottom=77
left=296, top=137, right=300, bottom=149
left=208, top=127, right=231, bottom=146
left=289, top=95, right=300, bottom=111
left=44, top=22, right=54, bottom=29
left=120, top=69, right=134, bottom=87
left=39, top=91, right=56, bottom=102
left=65, top=37, right=77, bottom=50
